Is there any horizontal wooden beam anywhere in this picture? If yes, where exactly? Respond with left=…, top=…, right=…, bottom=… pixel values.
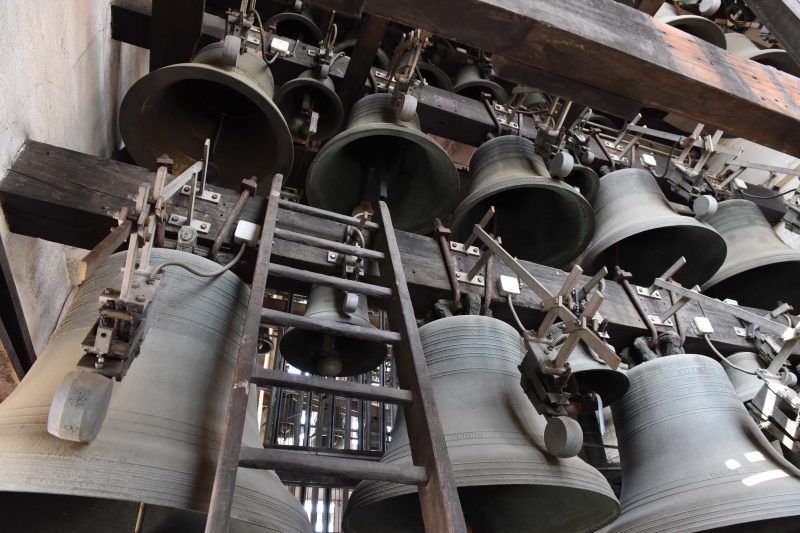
left=745, top=0, right=800, bottom=70
left=0, top=142, right=780, bottom=360
left=109, top=0, right=538, bottom=146
left=251, top=368, right=413, bottom=404
left=305, top=0, right=800, bottom=157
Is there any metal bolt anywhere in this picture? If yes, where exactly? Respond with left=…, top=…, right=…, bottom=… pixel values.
left=135, top=295, right=145, bottom=303
left=201, top=223, right=208, bottom=229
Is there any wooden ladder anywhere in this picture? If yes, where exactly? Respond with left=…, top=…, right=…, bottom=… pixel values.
left=204, top=174, right=467, bottom=533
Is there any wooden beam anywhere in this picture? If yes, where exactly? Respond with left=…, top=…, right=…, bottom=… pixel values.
left=637, top=0, right=666, bottom=16
left=304, top=0, right=800, bottom=157
left=149, top=0, right=206, bottom=71
left=0, top=142, right=780, bottom=356
left=0, top=232, right=36, bottom=378
left=336, top=13, right=389, bottom=113
left=745, top=0, right=800, bottom=69
left=109, top=0, right=538, bottom=146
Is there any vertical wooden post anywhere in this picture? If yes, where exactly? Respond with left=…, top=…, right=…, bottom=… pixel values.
left=337, top=13, right=388, bottom=114
left=150, top=0, right=207, bottom=71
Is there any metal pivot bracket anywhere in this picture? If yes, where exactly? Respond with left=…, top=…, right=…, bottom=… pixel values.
left=647, top=315, right=674, bottom=327
left=455, top=271, right=485, bottom=286
left=449, top=241, right=481, bottom=256
left=472, top=225, right=620, bottom=374
left=181, top=185, right=221, bottom=204
left=167, top=215, right=211, bottom=234
left=635, top=285, right=662, bottom=299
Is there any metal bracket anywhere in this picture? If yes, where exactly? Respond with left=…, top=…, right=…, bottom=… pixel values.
left=449, top=241, right=481, bottom=256
left=734, top=327, right=747, bottom=337
left=456, top=271, right=485, bottom=286
left=635, top=285, right=662, bottom=299
left=647, top=315, right=675, bottom=327
left=168, top=214, right=211, bottom=234
left=181, top=185, right=221, bottom=204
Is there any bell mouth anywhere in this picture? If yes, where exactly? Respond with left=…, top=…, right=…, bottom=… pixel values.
left=703, top=259, right=800, bottom=310
left=750, top=49, right=800, bottom=76
left=451, top=176, right=595, bottom=269
left=453, top=80, right=509, bottom=104
left=0, top=493, right=269, bottom=533
left=265, top=12, right=322, bottom=44
left=417, top=62, right=454, bottom=91
left=344, top=483, right=619, bottom=533
left=306, top=123, right=460, bottom=234
left=663, top=16, right=726, bottom=49
left=119, top=63, right=293, bottom=188
left=279, top=329, right=386, bottom=377
left=275, top=77, right=344, bottom=142
left=563, top=165, right=600, bottom=205
left=583, top=223, right=727, bottom=287
left=572, top=368, right=630, bottom=405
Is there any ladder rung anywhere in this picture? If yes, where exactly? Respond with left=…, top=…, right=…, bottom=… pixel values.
left=278, top=200, right=380, bottom=230
left=251, top=368, right=413, bottom=405
left=268, top=263, right=392, bottom=299
left=238, top=447, right=428, bottom=485
left=274, top=227, right=385, bottom=261
left=260, top=308, right=402, bottom=344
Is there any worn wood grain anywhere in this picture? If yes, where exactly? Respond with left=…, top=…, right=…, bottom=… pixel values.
left=305, top=0, right=800, bottom=156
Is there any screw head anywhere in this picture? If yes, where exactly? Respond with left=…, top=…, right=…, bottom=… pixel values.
left=135, top=295, right=145, bottom=303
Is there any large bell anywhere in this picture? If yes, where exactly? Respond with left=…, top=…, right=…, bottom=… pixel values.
left=343, top=315, right=620, bottom=533
left=279, top=285, right=387, bottom=377
left=332, top=39, right=390, bottom=71
left=702, top=199, right=800, bottom=309
left=725, top=32, right=800, bottom=77
left=609, top=354, right=800, bottom=532
left=722, top=352, right=766, bottom=402
left=451, top=135, right=595, bottom=268
left=306, top=93, right=460, bottom=233
left=564, top=164, right=600, bottom=205
left=266, top=8, right=322, bottom=44
left=655, top=4, right=726, bottom=49
left=564, top=342, right=630, bottom=405
left=0, top=249, right=310, bottom=532
left=452, top=64, right=509, bottom=104
left=119, top=42, right=293, bottom=189
left=275, top=70, right=344, bottom=142
left=581, top=168, right=727, bottom=286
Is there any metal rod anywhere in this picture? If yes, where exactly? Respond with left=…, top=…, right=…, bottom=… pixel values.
left=463, top=206, right=495, bottom=249
left=616, top=267, right=658, bottom=347
left=467, top=248, right=493, bottom=281
left=187, top=170, right=198, bottom=225
left=274, top=227, right=385, bottom=260
left=648, top=256, right=687, bottom=293
left=278, top=199, right=380, bottom=230
left=200, top=138, right=211, bottom=194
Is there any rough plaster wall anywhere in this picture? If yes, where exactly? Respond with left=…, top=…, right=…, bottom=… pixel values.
left=0, top=0, right=149, bottom=393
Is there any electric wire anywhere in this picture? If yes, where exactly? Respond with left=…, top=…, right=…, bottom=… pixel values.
left=507, top=295, right=528, bottom=334
left=150, top=242, right=247, bottom=281
left=739, top=188, right=796, bottom=200
left=703, top=334, right=757, bottom=375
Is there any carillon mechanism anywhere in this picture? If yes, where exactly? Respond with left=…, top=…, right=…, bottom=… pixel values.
left=7, top=1, right=800, bottom=532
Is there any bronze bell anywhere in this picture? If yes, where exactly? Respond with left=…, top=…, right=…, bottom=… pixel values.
left=655, top=4, right=726, bottom=48
left=397, top=52, right=453, bottom=91
left=609, top=354, right=800, bottom=532
left=333, top=39, right=390, bottom=71
left=581, top=168, right=727, bottom=286
left=452, top=64, right=509, bottom=104
left=451, top=135, right=595, bottom=268
left=0, top=249, right=310, bottom=532
left=275, top=70, right=344, bottom=142
left=722, top=352, right=766, bottom=403
left=343, top=315, right=620, bottom=533
left=279, top=285, right=387, bottom=377
left=119, top=42, right=293, bottom=190
left=703, top=199, right=800, bottom=309
left=564, top=164, right=600, bottom=205
left=265, top=8, right=322, bottom=44
left=559, top=342, right=629, bottom=405
left=306, top=93, right=460, bottom=233
left=726, top=33, right=800, bottom=76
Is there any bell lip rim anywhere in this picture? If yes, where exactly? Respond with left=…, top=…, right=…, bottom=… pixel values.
left=581, top=214, right=727, bottom=285
left=565, top=164, right=600, bottom=203
left=305, top=121, right=461, bottom=234
left=279, top=326, right=387, bottom=377
left=701, top=254, right=800, bottom=291
left=450, top=174, right=596, bottom=267
left=274, top=76, right=345, bottom=142
left=452, top=79, right=509, bottom=104
left=572, top=368, right=631, bottom=405
left=119, top=62, right=294, bottom=179
left=661, top=15, right=727, bottom=49
left=748, top=49, right=800, bottom=76
left=264, top=11, right=323, bottom=43
left=416, top=62, right=454, bottom=91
